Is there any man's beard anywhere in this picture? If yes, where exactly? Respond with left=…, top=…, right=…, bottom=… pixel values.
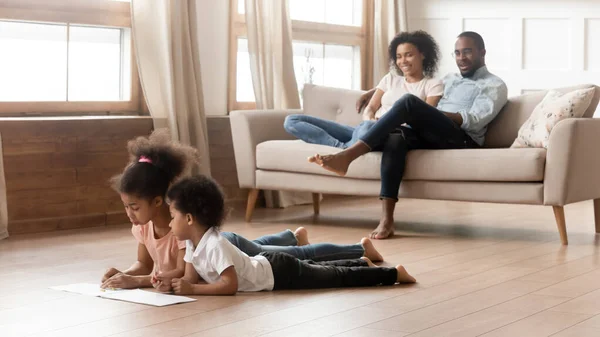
left=460, top=62, right=482, bottom=78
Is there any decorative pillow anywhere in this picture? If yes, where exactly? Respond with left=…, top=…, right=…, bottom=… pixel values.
left=511, top=87, right=595, bottom=148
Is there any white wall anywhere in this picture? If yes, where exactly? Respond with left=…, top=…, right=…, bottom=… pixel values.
left=406, top=0, right=600, bottom=101
left=195, top=0, right=229, bottom=116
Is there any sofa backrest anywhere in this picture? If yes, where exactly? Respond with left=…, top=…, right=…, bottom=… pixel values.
left=484, top=84, right=600, bottom=148
left=302, top=84, right=365, bottom=127
left=302, top=83, right=600, bottom=148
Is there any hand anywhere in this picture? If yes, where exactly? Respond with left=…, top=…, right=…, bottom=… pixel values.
left=362, top=111, right=377, bottom=121
left=101, top=272, right=138, bottom=289
left=171, top=278, right=194, bottom=295
left=356, top=90, right=375, bottom=113
left=102, top=267, right=121, bottom=283
left=152, top=272, right=173, bottom=293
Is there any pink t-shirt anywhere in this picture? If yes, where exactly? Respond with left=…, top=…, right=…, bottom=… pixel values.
left=131, top=222, right=186, bottom=273
left=375, top=72, right=444, bottom=118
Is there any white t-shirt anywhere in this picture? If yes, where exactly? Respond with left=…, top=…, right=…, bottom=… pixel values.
left=375, top=72, right=444, bottom=118
left=184, top=228, right=275, bottom=292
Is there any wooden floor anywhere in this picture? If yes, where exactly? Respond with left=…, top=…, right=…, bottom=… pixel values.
left=2, top=197, right=600, bottom=337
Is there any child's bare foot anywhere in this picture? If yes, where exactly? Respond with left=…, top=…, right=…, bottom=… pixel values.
left=360, top=237, right=384, bottom=262
left=370, top=220, right=394, bottom=240
left=310, top=153, right=351, bottom=176
left=360, top=256, right=377, bottom=267
left=396, top=265, right=416, bottom=284
left=294, top=227, right=310, bottom=246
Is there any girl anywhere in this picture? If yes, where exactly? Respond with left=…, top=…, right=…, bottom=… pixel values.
left=284, top=30, right=443, bottom=150
left=165, top=175, right=416, bottom=296
left=101, top=130, right=385, bottom=290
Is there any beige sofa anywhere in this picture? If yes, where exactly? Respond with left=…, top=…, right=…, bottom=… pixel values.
left=230, top=84, right=600, bottom=245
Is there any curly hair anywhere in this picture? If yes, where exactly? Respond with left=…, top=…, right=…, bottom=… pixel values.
left=167, top=175, right=226, bottom=230
left=388, top=30, right=440, bottom=78
left=110, top=129, right=200, bottom=200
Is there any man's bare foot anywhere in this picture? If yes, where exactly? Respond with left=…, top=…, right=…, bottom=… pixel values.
left=395, top=265, right=416, bottom=284
left=309, top=153, right=351, bottom=176
left=369, top=220, right=394, bottom=240
left=294, top=227, right=310, bottom=246
left=360, top=256, right=377, bottom=267
left=360, top=237, right=384, bottom=262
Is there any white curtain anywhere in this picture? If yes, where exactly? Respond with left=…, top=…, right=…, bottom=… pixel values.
left=0, top=133, right=7, bottom=240
left=372, top=0, right=408, bottom=87
left=131, top=0, right=211, bottom=175
left=245, top=0, right=314, bottom=208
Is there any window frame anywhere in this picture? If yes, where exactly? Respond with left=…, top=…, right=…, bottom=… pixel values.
left=228, top=0, right=373, bottom=111
left=0, top=0, right=142, bottom=115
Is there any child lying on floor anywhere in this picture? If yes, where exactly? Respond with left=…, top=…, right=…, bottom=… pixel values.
left=163, top=175, right=416, bottom=295
left=101, top=130, right=385, bottom=291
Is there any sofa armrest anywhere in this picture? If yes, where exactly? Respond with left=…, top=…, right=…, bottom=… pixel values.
left=230, top=109, right=302, bottom=188
left=544, top=118, right=600, bottom=205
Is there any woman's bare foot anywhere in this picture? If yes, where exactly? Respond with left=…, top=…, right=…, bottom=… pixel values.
left=370, top=220, right=395, bottom=240
left=395, top=265, right=416, bottom=283
left=309, top=153, right=351, bottom=176
left=360, top=256, right=377, bottom=267
left=294, top=227, right=310, bottom=246
left=360, top=237, right=384, bottom=262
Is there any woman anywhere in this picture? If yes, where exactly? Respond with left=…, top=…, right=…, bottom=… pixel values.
left=284, top=30, right=442, bottom=150
left=286, top=31, right=443, bottom=240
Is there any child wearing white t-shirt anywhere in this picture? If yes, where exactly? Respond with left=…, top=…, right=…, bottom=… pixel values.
left=165, top=175, right=416, bottom=295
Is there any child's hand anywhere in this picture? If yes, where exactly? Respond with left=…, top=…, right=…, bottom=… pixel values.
left=101, top=273, right=137, bottom=289
left=152, top=272, right=172, bottom=293
left=171, top=278, right=193, bottom=295
left=102, top=267, right=121, bottom=282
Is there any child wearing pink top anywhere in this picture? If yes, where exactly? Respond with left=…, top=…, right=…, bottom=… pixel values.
left=101, top=130, right=385, bottom=292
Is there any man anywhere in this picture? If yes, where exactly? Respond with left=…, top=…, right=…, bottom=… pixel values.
left=310, top=31, right=508, bottom=239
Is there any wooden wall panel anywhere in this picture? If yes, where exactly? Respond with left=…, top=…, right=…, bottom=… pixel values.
left=3, top=116, right=153, bottom=234
left=4, top=116, right=245, bottom=234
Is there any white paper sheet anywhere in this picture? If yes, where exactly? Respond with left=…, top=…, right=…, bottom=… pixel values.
left=49, top=283, right=119, bottom=297
left=50, top=283, right=197, bottom=307
left=100, top=289, right=196, bottom=307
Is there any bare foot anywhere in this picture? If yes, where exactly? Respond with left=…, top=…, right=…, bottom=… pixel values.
left=360, top=256, right=377, bottom=268
left=360, top=237, right=384, bottom=262
left=310, top=153, right=351, bottom=176
left=294, top=227, right=310, bottom=246
left=395, top=265, right=416, bottom=284
left=369, top=220, right=394, bottom=240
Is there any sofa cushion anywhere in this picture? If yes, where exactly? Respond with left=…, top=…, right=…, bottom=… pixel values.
left=256, top=140, right=547, bottom=182
left=485, top=84, right=600, bottom=148
left=511, top=87, right=595, bottom=148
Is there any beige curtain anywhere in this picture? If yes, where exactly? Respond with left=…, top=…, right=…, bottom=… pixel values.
left=372, top=0, right=408, bottom=87
left=0, top=133, right=7, bottom=240
left=244, top=0, right=314, bottom=208
left=131, top=0, right=211, bottom=175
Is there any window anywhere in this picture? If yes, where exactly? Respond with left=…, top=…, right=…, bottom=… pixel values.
left=229, top=0, right=371, bottom=110
left=0, top=0, right=139, bottom=115
left=0, top=22, right=130, bottom=102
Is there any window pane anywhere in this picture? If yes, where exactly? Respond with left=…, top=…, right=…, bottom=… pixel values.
left=0, top=21, right=67, bottom=101
left=68, top=26, right=123, bottom=101
left=293, top=41, right=324, bottom=96
left=236, top=38, right=255, bottom=102
left=290, top=0, right=362, bottom=26
left=323, top=44, right=359, bottom=89
left=238, top=0, right=245, bottom=14
left=293, top=41, right=360, bottom=97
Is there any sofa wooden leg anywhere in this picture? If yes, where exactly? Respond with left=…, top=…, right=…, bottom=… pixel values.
left=245, top=189, right=259, bottom=222
left=312, top=193, right=320, bottom=215
left=552, top=206, right=568, bottom=245
left=594, top=199, right=600, bottom=234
